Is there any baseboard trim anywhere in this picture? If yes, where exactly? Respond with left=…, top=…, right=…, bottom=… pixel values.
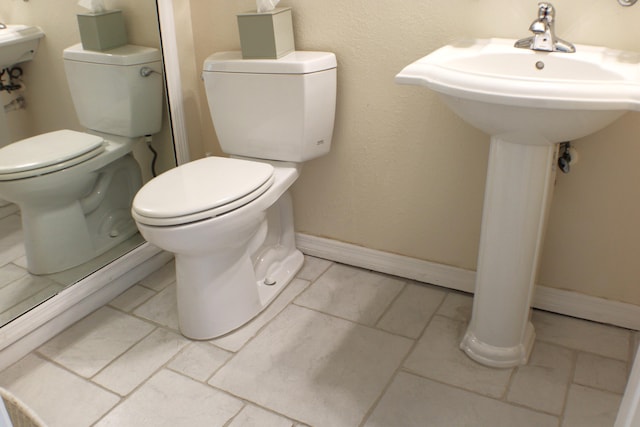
left=296, top=233, right=640, bottom=331
left=0, top=243, right=173, bottom=371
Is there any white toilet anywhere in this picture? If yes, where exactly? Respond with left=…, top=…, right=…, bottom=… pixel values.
left=0, top=44, right=163, bottom=275
left=132, top=51, right=337, bottom=339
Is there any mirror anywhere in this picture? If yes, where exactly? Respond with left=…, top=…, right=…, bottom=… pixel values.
left=0, top=0, right=177, bottom=326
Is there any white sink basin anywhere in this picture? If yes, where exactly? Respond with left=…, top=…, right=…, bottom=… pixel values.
left=396, top=38, right=640, bottom=368
left=396, top=38, right=640, bottom=143
left=0, top=25, right=45, bottom=69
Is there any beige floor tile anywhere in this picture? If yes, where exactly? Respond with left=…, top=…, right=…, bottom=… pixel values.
left=376, top=283, right=446, bottom=338
left=133, top=283, right=179, bottom=331
left=95, top=369, right=243, bottom=427
left=168, top=342, right=233, bottom=382
left=294, top=263, right=405, bottom=325
left=211, top=278, right=309, bottom=352
left=0, top=354, right=119, bottom=427
left=11, top=255, right=27, bottom=270
left=0, top=274, right=61, bottom=313
left=93, top=328, right=189, bottom=395
left=210, top=304, right=413, bottom=427
left=0, top=263, right=27, bottom=289
left=37, top=306, right=155, bottom=378
left=574, top=352, right=629, bottom=394
left=138, top=259, right=176, bottom=292
left=436, top=291, right=474, bottom=323
left=0, top=203, right=18, bottom=220
left=228, top=405, right=295, bottom=427
left=296, top=256, right=332, bottom=282
left=108, top=285, right=156, bottom=312
left=507, top=341, right=573, bottom=414
left=365, top=371, right=558, bottom=427
left=0, top=282, right=63, bottom=326
left=0, top=215, right=24, bottom=267
left=403, top=315, right=512, bottom=398
left=532, top=310, right=630, bottom=361
left=562, top=384, right=622, bottom=427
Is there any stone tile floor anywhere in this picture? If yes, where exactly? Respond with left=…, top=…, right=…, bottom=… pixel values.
left=0, top=256, right=634, bottom=426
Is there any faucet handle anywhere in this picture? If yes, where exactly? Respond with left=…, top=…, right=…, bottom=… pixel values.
left=537, top=2, right=555, bottom=22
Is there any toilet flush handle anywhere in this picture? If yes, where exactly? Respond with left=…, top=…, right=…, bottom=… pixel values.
left=139, top=67, right=161, bottom=78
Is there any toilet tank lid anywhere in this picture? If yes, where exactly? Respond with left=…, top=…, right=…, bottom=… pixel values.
left=203, top=51, right=336, bottom=74
left=63, top=43, right=161, bottom=66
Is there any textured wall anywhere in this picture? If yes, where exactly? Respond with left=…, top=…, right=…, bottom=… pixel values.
left=187, top=0, right=640, bottom=305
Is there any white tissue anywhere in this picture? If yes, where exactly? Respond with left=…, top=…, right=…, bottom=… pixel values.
left=78, top=0, right=107, bottom=13
left=257, top=0, right=280, bottom=13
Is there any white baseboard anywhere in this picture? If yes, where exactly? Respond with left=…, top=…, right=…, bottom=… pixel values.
left=296, top=233, right=640, bottom=331
left=0, top=243, right=173, bottom=371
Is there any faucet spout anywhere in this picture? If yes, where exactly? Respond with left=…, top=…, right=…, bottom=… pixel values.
left=514, top=2, right=576, bottom=53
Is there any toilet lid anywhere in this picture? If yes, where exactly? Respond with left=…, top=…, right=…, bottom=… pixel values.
left=0, top=130, right=105, bottom=180
left=132, top=157, right=275, bottom=226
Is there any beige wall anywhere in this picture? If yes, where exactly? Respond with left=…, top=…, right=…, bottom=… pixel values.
left=0, top=0, right=176, bottom=182
left=185, top=1, right=640, bottom=305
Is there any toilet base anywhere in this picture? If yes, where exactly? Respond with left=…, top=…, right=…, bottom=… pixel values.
left=173, top=191, right=302, bottom=340
left=176, top=247, right=303, bottom=340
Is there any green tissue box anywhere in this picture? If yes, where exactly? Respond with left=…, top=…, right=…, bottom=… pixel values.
left=77, top=10, right=128, bottom=51
left=237, top=7, right=294, bottom=59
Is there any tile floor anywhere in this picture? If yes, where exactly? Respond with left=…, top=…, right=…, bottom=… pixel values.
left=0, top=207, right=63, bottom=327
left=0, top=256, right=635, bottom=426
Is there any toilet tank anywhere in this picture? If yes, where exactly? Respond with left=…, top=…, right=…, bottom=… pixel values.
left=63, top=43, right=163, bottom=138
left=202, top=51, right=337, bottom=162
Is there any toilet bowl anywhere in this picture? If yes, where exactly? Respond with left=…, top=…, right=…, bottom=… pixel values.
left=132, top=51, right=337, bottom=339
left=0, top=43, right=163, bottom=274
left=133, top=157, right=302, bottom=339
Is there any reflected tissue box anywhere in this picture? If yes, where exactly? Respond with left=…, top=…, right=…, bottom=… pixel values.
left=77, top=10, right=128, bottom=51
left=237, top=7, right=294, bottom=59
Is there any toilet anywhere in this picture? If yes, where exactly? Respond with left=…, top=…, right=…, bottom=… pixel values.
left=0, top=43, right=163, bottom=275
left=132, top=51, right=337, bottom=339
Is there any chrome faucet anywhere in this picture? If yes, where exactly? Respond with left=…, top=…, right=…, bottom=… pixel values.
left=0, top=23, right=6, bottom=30
left=514, top=2, right=576, bottom=53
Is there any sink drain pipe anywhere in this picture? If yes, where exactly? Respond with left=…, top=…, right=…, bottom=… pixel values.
left=558, top=142, right=578, bottom=173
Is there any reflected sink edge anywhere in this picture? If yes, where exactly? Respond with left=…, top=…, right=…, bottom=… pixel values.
left=0, top=25, right=45, bottom=69
left=0, top=25, right=45, bottom=45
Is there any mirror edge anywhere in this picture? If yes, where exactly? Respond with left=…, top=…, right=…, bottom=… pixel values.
left=157, top=0, right=191, bottom=165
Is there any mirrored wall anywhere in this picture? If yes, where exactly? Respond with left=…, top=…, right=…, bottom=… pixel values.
left=0, top=0, right=176, bottom=326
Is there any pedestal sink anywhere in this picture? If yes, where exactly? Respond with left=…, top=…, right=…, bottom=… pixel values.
left=396, top=38, right=640, bottom=367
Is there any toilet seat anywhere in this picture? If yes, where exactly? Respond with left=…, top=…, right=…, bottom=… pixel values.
left=0, top=130, right=105, bottom=181
left=132, top=157, right=275, bottom=227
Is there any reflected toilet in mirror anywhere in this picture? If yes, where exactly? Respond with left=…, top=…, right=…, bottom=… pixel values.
left=0, top=43, right=163, bottom=275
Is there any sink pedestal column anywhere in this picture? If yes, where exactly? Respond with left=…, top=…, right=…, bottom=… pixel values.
left=461, top=137, right=558, bottom=368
